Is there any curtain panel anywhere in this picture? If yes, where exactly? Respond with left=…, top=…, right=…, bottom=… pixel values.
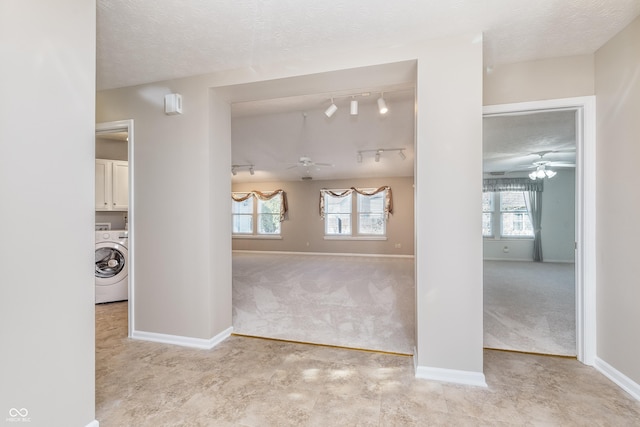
left=231, top=189, right=288, bottom=221
left=319, top=186, right=393, bottom=219
left=482, top=178, right=543, bottom=192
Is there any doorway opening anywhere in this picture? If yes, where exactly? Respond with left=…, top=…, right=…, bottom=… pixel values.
left=96, top=119, right=135, bottom=337
left=483, top=97, right=596, bottom=365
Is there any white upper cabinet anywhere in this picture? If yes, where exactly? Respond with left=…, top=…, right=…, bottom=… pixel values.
left=96, top=159, right=128, bottom=211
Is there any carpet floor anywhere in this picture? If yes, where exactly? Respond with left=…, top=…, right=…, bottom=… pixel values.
left=232, top=253, right=575, bottom=357
left=232, top=252, right=415, bottom=355
left=483, top=260, right=576, bottom=356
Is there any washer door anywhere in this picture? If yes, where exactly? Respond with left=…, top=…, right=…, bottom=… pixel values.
left=95, top=242, right=128, bottom=286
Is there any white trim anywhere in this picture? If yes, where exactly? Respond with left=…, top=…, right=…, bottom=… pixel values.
left=482, top=257, right=533, bottom=262
left=232, top=249, right=414, bottom=259
left=131, top=326, right=233, bottom=350
left=483, top=257, right=575, bottom=263
left=85, top=421, right=99, bottom=427
left=482, top=96, right=597, bottom=366
left=415, top=365, right=488, bottom=387
left=324, top=236, right=388, bottom=241
left=232, top=234, right=282, bottom=240
left=595, top=357, right=640, bottom=401
left=96, top=119, right=135, bottom=338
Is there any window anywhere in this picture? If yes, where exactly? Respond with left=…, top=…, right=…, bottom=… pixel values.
left=324, top=192, right=352, bottom=236
left=232, top=191, right=284, bottom=236
left=323, top=188, right=388, bottom=237
left=232, top=195, right=253, bottom=234
left=257, top=195, right=282, bottom=235
left=357, top=192, right=385, bottom=235
left=482, top=192, right=493, bottom=237
left=483, top=191, right=533, bottom=238
left=500, top=191, right=533, bottom=237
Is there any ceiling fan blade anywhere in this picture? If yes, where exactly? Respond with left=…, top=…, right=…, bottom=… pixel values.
left=549, top=162, right=575, bottom=168
left=314, top=162, right=334, bottom=168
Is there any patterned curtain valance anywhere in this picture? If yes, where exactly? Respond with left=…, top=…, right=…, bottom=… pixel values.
left=231, top=189, right=288, bottom=221
left=319, top=186, right=393, bottom=219
left=483, top=178, right=543, bottom=192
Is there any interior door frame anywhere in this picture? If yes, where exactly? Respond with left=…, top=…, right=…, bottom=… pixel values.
left=483, top=96, right=596, bottom=366
left=96, top=119, right=135, bottom=338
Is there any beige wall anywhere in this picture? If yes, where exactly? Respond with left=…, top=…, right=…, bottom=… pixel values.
left=595, top=15, right=640, bottom=385
left=232, top=177, right=414, bottom=255
left=98, top=33, right=485, bottom=380
left=0, top=1, right=97, bottom=425
left=96, top=137, right=128, bottom=160
left=484, top=55, right=595, bottom=106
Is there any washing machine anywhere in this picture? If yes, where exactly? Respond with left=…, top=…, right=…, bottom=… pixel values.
left=95, top=230, right=128, bottom=303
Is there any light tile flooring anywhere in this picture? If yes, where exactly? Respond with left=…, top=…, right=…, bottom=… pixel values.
left=96, top=302, right=640, bottom=426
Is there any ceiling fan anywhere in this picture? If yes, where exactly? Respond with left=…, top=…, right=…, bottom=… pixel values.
left=521, top=151, right=575, bottom=168
left=515, top=151, right=575, bottom=180
left=286, top=156, right=334, bottom=170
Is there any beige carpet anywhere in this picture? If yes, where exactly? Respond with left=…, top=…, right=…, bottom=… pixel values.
left=483, top=260, right=576, bottom=356
left=232, top=252, right=415, bottom=355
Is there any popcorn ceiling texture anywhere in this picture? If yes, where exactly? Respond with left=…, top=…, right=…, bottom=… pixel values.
left=96, top=0, right=640, bottom=90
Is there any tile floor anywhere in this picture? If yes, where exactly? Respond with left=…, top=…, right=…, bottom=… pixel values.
left=96, top=302, right=640, bottom=426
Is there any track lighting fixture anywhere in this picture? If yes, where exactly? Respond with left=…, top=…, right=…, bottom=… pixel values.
left=325, top=98, right=338, bottom=117
left=321, top=90, right=397, bottom=118
left=231, top=164, right=255, bottom=176
left=377, top=94, right=388, bottom=114
left=357, top=148, right=406, bottom=163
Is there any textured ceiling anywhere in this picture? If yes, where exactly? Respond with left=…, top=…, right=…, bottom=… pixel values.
left=483, top=111, right=577, bottom=175
left=96, top=1, right=635, bottom=183
left=96, top=0, right=640, bottom=90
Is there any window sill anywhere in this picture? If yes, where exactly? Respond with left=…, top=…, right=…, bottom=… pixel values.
left=324, top=236, right=388, bottom=241
left=233, top=234, right=282, bottom=240
left=484, top=236, right=534, bottom=241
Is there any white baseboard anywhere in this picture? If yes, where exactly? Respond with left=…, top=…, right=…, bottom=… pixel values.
left=233, top=249, right=414, bottom=259
left=415, top=365, right=487, bottom=387
left=594, top=357, right=640, bottom=401
left=131, top=326, right=233, bottom=350
left=86, top=421, right=99, bottom=427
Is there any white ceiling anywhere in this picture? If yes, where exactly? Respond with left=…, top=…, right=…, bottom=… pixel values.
left=96, top=0, right=640, bottom=91
left=483, top=110, right=577, bottom=176
left=95, top=1, right=638, bottom=182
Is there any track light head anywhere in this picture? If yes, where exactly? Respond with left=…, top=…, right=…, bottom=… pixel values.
left=231, top=167, right=237, bottom=176
left=375, top=151, right=381, bottom=162
left=249, top=166, right=255, bottom=175
left=377, top=95, right=388, bottom=114
left=398, top=150, right=406, bottom=160
left=350, top=97, right=358, bottom=115
left=325, top=98, right=337, bottom=117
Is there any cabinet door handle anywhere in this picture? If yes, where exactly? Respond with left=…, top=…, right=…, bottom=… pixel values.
left=113, top=202, right=116, bottom=205
left=104, top=202, right=107, bottom=205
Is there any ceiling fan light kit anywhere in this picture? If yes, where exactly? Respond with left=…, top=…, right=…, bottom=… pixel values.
left=529, top=165, right=557, bottom=180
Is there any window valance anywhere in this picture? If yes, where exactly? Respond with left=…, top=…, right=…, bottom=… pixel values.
left=231, top=189, right=288, bottom=221
left=319, top=186, right=393, bottom=219
left=483, top=178, right=543, bottom=193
